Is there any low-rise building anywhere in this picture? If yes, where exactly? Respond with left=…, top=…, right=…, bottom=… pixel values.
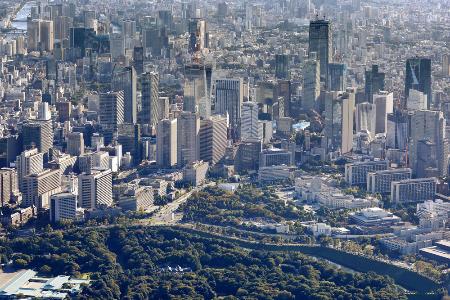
left=119, top=186, right=154, bottom=212
left=258, top=165, right=294, bottom=182
left=309, top=223, right=332, bottom=237
left=349, top=207, right=401, bottom=226
left=420, top=240, right=450, bottom=264
left=183, top=160, right=209, bottom=186
left=0, top=269, right=90, bottom=299
left=416, top=199, right=450, bottom=230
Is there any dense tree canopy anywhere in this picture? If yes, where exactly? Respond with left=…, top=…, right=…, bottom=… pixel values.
left=180, top=186, right=314, bottom=227
left=0, top=226, right=406, bottom=299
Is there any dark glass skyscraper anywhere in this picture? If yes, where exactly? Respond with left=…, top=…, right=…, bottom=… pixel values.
left=112, top=66, right=137, bottom=124
left=309, top=19, right=332, bottom=81
left=327, top=63, right=346, bottom=91
left=365, top=65, right=385, bottom=103
left=275, top=54, right=289, bottom=80
left=405, top=57, right=432, bottom=109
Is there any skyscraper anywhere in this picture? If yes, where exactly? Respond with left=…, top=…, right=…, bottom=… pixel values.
left=39, top=20, right=54, bottom=52
left=386, top=111, right=409, bottom=151
left=66, top=132, right=84, bottom=156
left=184, top=63, right=213, bottom=119
left=405, top=57, right=432, bottom=109
left=50, top=193, right=78, bottom=223
left=302, top=56, right=321, bottom=111
left=22, top=169, right=61, bottom=209
left=409, top=110, right=448, bottom=177
left=177, top=112, right=200, bottom=167
left=188, top=18, right=207, bottom=54
left=215, top=78, right=244, bottom=140
left=324, top=90, right=355, bottom=154
left=309, top=19, right=332, bottom=81
left=27, top=19, right=54, bottom=52
left=327, top=63, right=346, bottom=91
left=373, top=91, right=394, bottom=134
left=99, top=91, right=124, bottom=127
left=276, top=80, right=291, bottom=118
left=365, top=65, right=385, bottom=103
left=199, top=115, right=228, bottom=165
left=16, top=148, right=44, bottom=192
left=112, top=66, right=137, bottom=124
left=0, top=168, right=18, bottom=207
left=275, top=54, right=289, bottom=80
left=156, top=119, right=177, bottom=168
left=78, top=168, right=113, bottom=209
left=241, top=101, right=260, bottom=141
left=22, top=120, right=53, bottom=156
left=442, top=54, right=450, bottom=77
left=141, top=71, right=160, bottom=128
left=355, top=102, right=376, bottom=138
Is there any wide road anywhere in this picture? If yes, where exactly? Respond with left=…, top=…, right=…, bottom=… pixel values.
left=144, top=182, right=215, bottom=225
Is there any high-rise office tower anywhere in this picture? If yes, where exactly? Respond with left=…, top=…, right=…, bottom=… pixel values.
left=66, top=132, right=84, bottom=156
left=99, top=91, right=124, bottom=127
left=133, top=46, right=144, bottom=75
left=16, top=148, right=44, bottom=192
left=22, top=169, right=61, bottom=209
left=386, top=111, right=409, bottom=150
left=27, top=19, right=54, bottom=52
left=309, top=19, right=332, bottom=81
left=217, top=2, right=228, bottom=19
left=50, top=193, right=77, bottom=222
left=442, top=54, right=450, bottom=77
left=245, top=3, right=253, bottom=31
left=0, top=168, right=18, bottom=207
left=188, top=18, right=207, bottom=54
left=373, top=91, right=394, bottom=134
left=22, top=120, right=53, bottom=155
left=409, top=110, right=448, bottom=177
left=406, top=89, right=427, bottom=111
left=142, top=26, right=169, bottom=57
left=302, top=56, right=321, bottom=111
left=365, top=65, right=385, bottom=103
left=117, top=124, right=141, bottom=165
left=121, top=19, right=136, bottom=39
left=327, top=63, right=346, bottom=91
left=241, top=101, right=260, bottom=141
left=156, top=119, right=177, bottom=168
left=158, top=97, right=170, bottom=121
left=199, top=115, right=228, bottom=165
left=83, top=10, right=96, bottom=28
left=27, top=19, right=40, bottom=51
left=112, top=66, right=137, bottom=124
left=405, top=57, right=432, bottom=109
left=355, top=102, right=376, bottom=138
left=177, top=112, right=200, bottom=167
left=184, top=63, right=213, bottom=119
left=54, top=16, right=72, bottom=41
left=324, top=90, right=355, bottom=154
left=78, top=168, right=113, bottom=209
left=109, top=34, right=124, bottom=60
left=38, top=102, right=51, bottom=121
left=0, top=135, right=20, bottom=168
left=141, top=71, right=160, bottom=128
left=276, top=80, right=291, bottom=118
left=215, top=78, right=244, bottom=140
left=275, top=54, right=289, bottom=80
